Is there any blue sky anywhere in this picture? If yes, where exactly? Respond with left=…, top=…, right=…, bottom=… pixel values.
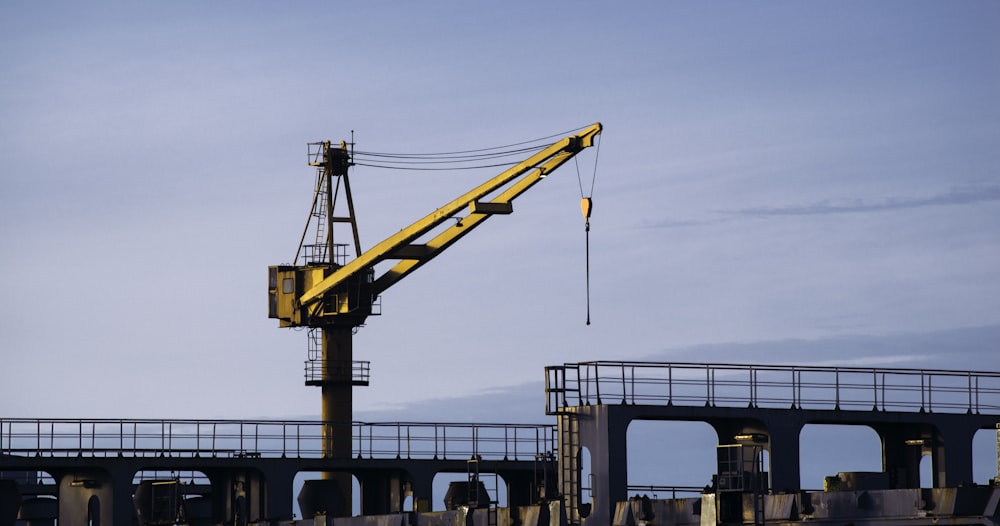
left=1, top=0, right=998, bottom=442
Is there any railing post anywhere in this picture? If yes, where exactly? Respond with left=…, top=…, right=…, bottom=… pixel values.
left=968, top=372, right=974, bottom=414
left=505, top=425, right=510, bottom=460
left=928, top=373, right=933, bottom=412
left=668, top=364, right=673, bottom=405
left=835, top=368, right=841, bottom=410
left=621, top=365, right=627, bottom=404
left=880, top=372, right=886, bottom=411
left=595, top=363, right=602, bottom=404
left=920, top=373, right=926, bottom=412
left=872, top=369, right=878, bottom=410
left=974, top=375, right=981, bottom=414
left=793, top=368, right=800, bottom=409
left=706, top=365, right=711, bottom=405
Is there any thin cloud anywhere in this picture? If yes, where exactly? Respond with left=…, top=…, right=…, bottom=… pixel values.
left=643, top=185, right=1000, bottom=229
left=727, top=185, right=1000, bottom=218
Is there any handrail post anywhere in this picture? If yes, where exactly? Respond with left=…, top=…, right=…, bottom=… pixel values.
left=928, top=373, right=933, bottom=412
left=595, top=363, right=602, bottom=405
left=880, top=372, right=886, bottom=411
left=794, top=368, right=800, bottom=409
left=920, top=373, right=926, bottom=411
left=705, top=363, right=712, bottom=405
left=668, top=364, right=673, bottom=405
left=872, top=369, right=878, bottom=411
left=968, top=372, right=974, bottom=414
left=505, top=425, right=510, bottom=460
left=974, top=375, right=980, bottom=414
left=621, top=365, right=627, bottom=404
left=835, top=368, right=841, bottom=410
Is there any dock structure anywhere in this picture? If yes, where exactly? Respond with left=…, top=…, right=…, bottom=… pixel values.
left=2, top=361, right=999, bottom=526
left=545, top=361, right=1000, bottom=526
left=0, top=421, right=555, bottom=525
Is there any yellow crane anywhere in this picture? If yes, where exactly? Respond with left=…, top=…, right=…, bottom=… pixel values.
left=267, top=123, right=602, bottom=507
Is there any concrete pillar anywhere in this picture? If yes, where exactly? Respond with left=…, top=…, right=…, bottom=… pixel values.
left=208, top=468, right=267, bottom=525
left=928, top=421, right=978, bottom=488
left=407, top=467, right=435, bottom=513
left=578, top=405, right=629, bottom=526
left=359, top=470, right=408, bottom=515
left=764, top=416, right=803, bottom=493
left=261, top=468, right=296, bottom=521
left=500, top=468, right=540, bottom=508
left=873, top=424, right=923, bottom=489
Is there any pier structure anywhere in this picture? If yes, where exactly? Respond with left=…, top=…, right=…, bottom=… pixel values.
left=544, top=361, right=1000, bottom=526
left=0, top=420, right=555, bottom=525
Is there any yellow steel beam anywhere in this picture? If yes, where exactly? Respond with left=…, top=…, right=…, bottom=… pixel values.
left=298, top=123, right=602, bottom=309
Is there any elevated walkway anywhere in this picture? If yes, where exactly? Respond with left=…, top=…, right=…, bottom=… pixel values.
left=544, top=361, right=1000, bottom=526
left=0, top=419, right=556, bottom=525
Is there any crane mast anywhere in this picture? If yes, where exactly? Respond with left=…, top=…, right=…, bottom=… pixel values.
left=267, top=123, right=602, bottom=513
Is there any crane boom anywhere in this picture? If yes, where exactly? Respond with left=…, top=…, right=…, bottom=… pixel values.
left=296, top=122, right=602, bottom=312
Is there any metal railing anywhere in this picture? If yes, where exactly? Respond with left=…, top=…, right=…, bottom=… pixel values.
left=545, top=361, right=1000, bottom=415
left=625, top=485, right=708, bottom=499
left=304, top=360, right=370, bottom=385
left=0, top=419, right=556, bottom=461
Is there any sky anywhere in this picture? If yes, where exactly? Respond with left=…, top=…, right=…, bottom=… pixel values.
left=2, top=0, right=999, bottom=475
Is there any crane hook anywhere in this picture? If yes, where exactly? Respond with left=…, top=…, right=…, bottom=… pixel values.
left=581, top=197, right=592, bottom=326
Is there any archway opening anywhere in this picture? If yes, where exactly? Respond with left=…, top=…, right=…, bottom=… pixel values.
left=578, top=446, right=592, bottom=517
left=626, top=420, right=717, bottom=498
left=87, top=494, right=101, bottom=526
left=919, top=452, right=932, bottom=488
left=799, top=424, right=881, bottom=490
left=973, top=427, right=999, bottom=484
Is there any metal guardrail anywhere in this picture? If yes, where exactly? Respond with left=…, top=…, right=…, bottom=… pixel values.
left=545, top=361, right=1000, bottom=415
left=304, top=360, right=370, bottom=385
left=625, top=485, right=708, bottom=499
left=0, top=419, right=556, bottom=461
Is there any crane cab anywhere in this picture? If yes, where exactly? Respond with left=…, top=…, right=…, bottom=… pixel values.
left=268, top=265, right=376, bottom=328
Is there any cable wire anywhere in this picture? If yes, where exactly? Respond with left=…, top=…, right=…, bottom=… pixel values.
left=350, top=124, right=595, bottom=171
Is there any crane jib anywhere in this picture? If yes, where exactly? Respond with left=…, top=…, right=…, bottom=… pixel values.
left=293, top=123, right=602, bottom=312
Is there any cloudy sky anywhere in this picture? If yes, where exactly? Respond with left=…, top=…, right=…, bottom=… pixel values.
left=2, top=0, right=998, bottom=470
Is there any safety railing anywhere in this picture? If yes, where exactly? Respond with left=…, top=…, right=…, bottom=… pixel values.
left=304, top=360, right=370, bottom=385
left=545, top=361, right=1000, bottom=415
left=625, top=485, right=708, bottom=499
left=0, top=419, right=556, bottom=461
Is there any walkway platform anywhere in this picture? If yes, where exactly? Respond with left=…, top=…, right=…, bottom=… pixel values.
left=544, top=361, right=1000, bottom=526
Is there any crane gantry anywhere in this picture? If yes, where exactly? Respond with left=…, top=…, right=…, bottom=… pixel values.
left=267, top=123, right=602, bottom=508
